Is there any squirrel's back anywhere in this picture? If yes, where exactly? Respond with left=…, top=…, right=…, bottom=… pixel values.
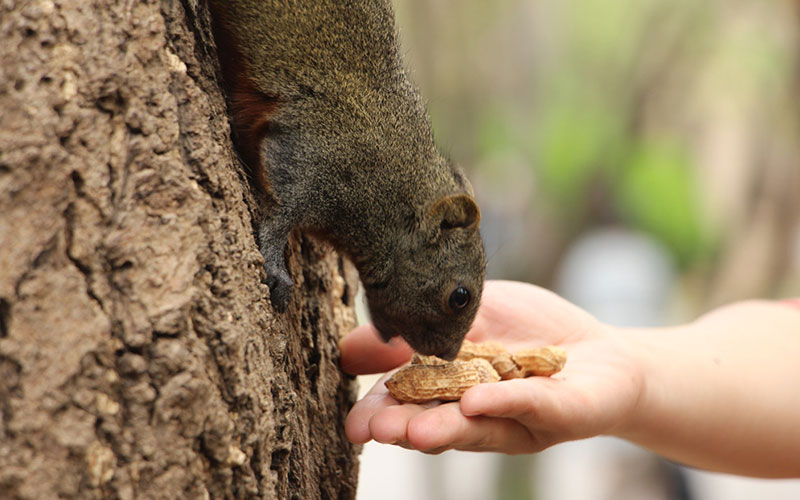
left=208, top=0, right=486, bottom=359
left=209, top=0, right=434, bottom=194
left=219, top=1, right=401, bottom=96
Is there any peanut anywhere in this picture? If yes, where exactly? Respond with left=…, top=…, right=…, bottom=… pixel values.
left=490, top=352, right=524, bottom=380
left=513, top=345, right=567, bottom=376
left=410, top=353, right=448, bottom=365
left=385, top=342, right=567, bottom=403
left=455, top=339, right=507, bottom=362
left=385, top=358, right=500, bottom=403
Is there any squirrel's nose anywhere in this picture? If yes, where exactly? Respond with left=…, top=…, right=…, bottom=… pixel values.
left=436, top=344, right=461, bottom=361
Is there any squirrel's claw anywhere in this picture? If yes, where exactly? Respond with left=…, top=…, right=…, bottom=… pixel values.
left=264, top=263, right=293, bottom=312
left=257, top=214, right=293, bottom=312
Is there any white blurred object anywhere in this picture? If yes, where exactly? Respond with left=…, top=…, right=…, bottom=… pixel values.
left=555, top=226, right=677, bottom=327
left=357, top=423, right=501, bottom=500
left=356, top=443, right=430, bottom=500
left=536, top=438, right=674, bottom=500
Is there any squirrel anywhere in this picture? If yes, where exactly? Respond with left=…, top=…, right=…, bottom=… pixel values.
left=207, top=0, right=486, bottom=360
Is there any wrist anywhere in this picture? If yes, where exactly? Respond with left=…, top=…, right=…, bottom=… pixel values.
left=607, top=322, right=689, bottom=442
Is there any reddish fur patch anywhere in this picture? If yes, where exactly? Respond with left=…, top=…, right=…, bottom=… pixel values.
left=229, top=86, right=278, bottom=194
left=208, top=3, right=278, bottom=195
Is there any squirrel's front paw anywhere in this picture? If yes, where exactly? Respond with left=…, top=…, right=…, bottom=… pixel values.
left=264, top=264, right=293, bottom=312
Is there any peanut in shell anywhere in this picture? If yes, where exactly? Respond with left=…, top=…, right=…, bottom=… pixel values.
left=512, top=345, right=567, bottom=376
left=385, top=358, right=500, bottom=403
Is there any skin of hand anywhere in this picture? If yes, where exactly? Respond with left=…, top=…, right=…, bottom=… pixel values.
left=617, top=298, right=800, bottom=477
left=341, top=280, right=800, bottom=477
left=341, top=280, right=646, bottom=454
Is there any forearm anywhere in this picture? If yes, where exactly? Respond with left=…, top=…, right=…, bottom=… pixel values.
left=616, top=300, right=800, bottom=477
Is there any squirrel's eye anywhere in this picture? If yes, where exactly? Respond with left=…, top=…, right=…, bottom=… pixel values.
left=448, top=286, right=470, bottom=311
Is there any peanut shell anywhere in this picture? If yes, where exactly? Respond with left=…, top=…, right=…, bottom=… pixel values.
left=491, top=352, right=524, bottom=380
left=385, top=358, right=500, bottom=403
left=512, top=345, right=567, bottom=376
left=410, top=353, right=448, bottom=365
left=456, top=339, right=507, bottom=362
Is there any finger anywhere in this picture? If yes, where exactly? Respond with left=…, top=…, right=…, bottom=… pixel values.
left=404, top=401, right=543, bottom=454
left=344, top=373, right=397, bottom=443
left=339, top=324, right=413, bottom=374
left=347, top=374, right=444, bottom=445
left=368, top=403, right=429, bottom=445
left=459, top=378, right=562, bottom=425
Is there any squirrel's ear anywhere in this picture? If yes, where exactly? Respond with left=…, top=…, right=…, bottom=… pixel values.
left=428, top=194, right=481, bottom=235
left=454, top=169, right=475, bottom=197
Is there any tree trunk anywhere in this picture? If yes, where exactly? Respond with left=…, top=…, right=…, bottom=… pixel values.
left=0, top=1, right=360, bottom=499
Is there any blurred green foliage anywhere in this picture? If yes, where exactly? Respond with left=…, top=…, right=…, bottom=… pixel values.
left=533, top=83, right=623, bottom=214
left=527, top=1, right=715, bottom=268
left=616, top=142, right=709, bottom=267
left=531, top=97, right=710, bottom=267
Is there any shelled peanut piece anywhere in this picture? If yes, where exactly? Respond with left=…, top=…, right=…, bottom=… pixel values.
left=386, top=340, right=567, bottom=403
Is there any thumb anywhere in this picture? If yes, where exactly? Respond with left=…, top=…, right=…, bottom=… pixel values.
left=339, top=323, right=414, bottom=375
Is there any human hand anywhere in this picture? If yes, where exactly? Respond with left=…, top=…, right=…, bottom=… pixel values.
left=341, top=280, right=646, bottom=454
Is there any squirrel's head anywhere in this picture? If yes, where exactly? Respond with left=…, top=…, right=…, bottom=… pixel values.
left=363, top=193, right=486, bottom=360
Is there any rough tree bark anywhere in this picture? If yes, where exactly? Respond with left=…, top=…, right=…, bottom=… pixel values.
left=0, top=1, right=361, bottom=498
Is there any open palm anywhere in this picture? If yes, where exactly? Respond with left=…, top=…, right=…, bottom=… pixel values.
left=341, top=280, right=646, bottom=453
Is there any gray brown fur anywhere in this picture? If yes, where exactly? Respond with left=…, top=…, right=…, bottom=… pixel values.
left=209, top=0, right=486, bottom=359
